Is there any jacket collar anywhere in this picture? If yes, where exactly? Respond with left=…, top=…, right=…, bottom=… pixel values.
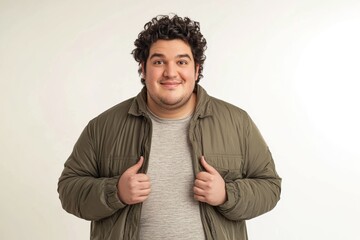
left=128, top=84, right=212, bottom=118
left=128, top=87, right=148, bottom=117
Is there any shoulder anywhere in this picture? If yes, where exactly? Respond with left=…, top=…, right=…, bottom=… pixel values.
left=196, top=85, right=249, bottom=121
left=88, top=97, right=136, bottom=127
left=208, top=96, right=250, bottom=120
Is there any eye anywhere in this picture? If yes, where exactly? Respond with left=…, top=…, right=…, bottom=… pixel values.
left=153, top=60, right=164, bottom=65
left=178, top=60, right=188, bottom=65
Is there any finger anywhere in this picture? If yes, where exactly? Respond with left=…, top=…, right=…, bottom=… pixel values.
left=138, top=181, right=151, bottom=190
left=129, top=184, right=151, bottom=196
left=200, top=156, right=217, bottom=174
left=196, top=171, right=213, bottom=182
left=129, top=194, right=150, bottom=204
left=134, top=173, right=150, bottom=182
left=128, top=176, right=150, bottom=190
left=194, top=179, right=210, bottom=189
left=193, top=186, right=206, bottom=195
left=137, top=188, right=151, bottom=196
left=132, top=189, right=151, bottom=204
left=194, top=194, right=206, bottom=203
left=128, top=156, right=144, bottom=174
left=136, top=195, right=150, bottom=203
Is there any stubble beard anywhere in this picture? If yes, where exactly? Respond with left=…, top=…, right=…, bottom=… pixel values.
left=155, top=91, right=194, bottom=111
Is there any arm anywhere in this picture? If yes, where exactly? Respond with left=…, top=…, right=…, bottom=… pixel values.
left=57, top=123, right=126, bottom=221
left=217, top=115, right=282, bottom=221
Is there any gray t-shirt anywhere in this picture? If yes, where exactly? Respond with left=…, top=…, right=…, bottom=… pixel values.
left=139, top=110, right=205, bottom=240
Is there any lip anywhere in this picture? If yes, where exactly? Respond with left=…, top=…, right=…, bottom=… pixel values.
left=160, top=81, right=181, bottom=89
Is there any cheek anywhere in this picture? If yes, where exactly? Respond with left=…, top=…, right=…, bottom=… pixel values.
left=182, top=69, right=197, bottom=80
left=145, top=68, right=157, bottom=81
left=146, top=67, right=162, bottom=78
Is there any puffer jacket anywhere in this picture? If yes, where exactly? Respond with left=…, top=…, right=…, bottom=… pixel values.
left=58, top=84, right=281, bottom=240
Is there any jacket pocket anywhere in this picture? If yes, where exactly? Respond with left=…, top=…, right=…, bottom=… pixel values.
left=205, top=154, right=243, bottom=180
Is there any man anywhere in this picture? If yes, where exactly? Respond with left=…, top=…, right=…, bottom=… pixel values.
left=58, top=14, right=281, bottom=240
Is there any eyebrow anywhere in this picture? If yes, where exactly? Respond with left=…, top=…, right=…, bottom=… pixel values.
left=149, top=53, right=192, bottom=60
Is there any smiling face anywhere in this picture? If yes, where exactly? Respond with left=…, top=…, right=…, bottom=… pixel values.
left=142, top=39, right=199, bottom=119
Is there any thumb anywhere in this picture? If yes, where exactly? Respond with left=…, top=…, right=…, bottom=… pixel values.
left=200, top=156, right=217, bottom=174
left=128, top=156, right=144, bottom=174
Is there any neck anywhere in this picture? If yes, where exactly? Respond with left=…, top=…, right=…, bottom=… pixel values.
left=147, top=93, right=196, bottom=119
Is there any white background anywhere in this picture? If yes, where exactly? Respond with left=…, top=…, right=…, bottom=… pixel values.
left=1, top=0, right=359, bottom=239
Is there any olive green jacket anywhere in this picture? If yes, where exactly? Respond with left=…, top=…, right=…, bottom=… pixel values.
left=58, top=85, right=281, bottom=239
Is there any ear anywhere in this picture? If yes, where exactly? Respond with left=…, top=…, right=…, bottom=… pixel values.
left=141, top=62, right=146, bottom=78
left=195, top=64, right=200, bottom=80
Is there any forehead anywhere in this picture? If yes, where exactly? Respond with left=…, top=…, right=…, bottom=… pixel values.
left=149, top=39, right=193, bottom=56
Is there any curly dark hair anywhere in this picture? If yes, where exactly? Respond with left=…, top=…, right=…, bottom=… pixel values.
left=132, top=14, right=207, bottom=84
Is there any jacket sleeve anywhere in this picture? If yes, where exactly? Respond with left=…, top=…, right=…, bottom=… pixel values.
left=57, top=123, right=127, bottom=221
left=217, top=114, right=281, bottom=221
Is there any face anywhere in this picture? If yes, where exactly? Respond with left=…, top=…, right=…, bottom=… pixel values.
left=142, top=39, right=199, bottom=119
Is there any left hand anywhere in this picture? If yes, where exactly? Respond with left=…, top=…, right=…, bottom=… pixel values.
left=193, top=156, right=227, bottom=206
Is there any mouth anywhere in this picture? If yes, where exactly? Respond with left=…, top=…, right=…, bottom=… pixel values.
left=160, top=81, right=181, bottom=88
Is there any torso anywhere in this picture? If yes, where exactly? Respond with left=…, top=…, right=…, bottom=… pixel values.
left=139, top=110, right=205, bottom=240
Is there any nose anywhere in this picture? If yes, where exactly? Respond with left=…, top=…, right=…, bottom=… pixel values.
left=163, top=62, right=177, bottom=79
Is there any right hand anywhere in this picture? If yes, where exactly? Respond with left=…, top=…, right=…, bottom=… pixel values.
left=117, top=156, right=151, bottom=205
